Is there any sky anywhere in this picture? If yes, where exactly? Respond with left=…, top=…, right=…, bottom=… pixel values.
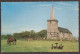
left=1, top=2, right=79, bottom=37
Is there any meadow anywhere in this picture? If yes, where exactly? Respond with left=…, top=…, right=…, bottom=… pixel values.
left=1, top=39, right=79, bottom=52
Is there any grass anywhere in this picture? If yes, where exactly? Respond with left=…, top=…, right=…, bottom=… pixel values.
left=1, top=39, right=79, bottom=52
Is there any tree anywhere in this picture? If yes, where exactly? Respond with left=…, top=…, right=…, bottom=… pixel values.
left=13, top=31, right=30, bottom=39
left=6, top=34, right=12, bottom=38
left=36, top=30, right=47, bottom=39
left=30, top=30, right=35, bottom=39
left=23, top=31, right=30, bottom=39
left=13, top=33, right=20, bottom=38
left=1, top=35, right=7, bottom=39
left=4, top=29, right=47, bottom=40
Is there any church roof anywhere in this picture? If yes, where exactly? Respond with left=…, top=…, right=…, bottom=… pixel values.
left=58, top=27, right=72, bottom=34
left=50, top=5, right=56, bottom=20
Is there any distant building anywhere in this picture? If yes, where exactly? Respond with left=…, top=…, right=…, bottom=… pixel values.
left=47, top=5, right=73, bottom=40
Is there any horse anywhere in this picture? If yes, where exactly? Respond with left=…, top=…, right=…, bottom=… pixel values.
left=7, top=38, right=17, bottom=45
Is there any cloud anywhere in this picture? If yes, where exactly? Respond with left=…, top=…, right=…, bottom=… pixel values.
left=25, top=4, right=52, bottom=7
left=69, top=27, right=79, bottom=37
left=73, top=7, right=79, bottom=11
left=56, top=2, right=79, bottom=11
left=58, top=2, right=73, bottom=6
left=56, top=2, right=78, bottom=7
left=2, top=25, right=78, bottom=37
left=1, top=25, right=19, bottom=34
left=17, top=25, right=45, bottom=32
left=1, top=25, right=46, bottom=35
left=1, top=25, right=13, bottom=28
left=25, top=2, right=33, bottom=3
left=55, top=7, right=62, bottom=10
left=39, top=4, right=52, bottom=6
left=39, top=4, right=62, bottom=10
left=72, top=31, right=79, bottom=37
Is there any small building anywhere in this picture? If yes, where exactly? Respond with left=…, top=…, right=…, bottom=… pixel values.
left=47, top=5, right=73, bottom=40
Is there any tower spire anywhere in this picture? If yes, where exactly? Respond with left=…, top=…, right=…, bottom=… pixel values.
left=50, top=5, right=55, bottom=20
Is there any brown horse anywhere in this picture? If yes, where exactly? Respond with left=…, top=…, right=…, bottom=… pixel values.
left=7, top=38, right=17, bottom=45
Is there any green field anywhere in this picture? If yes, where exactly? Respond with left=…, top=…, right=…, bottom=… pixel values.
left=1, top=40, right=79, bottom=52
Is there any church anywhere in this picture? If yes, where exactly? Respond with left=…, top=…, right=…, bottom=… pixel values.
left=47, top=5, right=73, bottom=40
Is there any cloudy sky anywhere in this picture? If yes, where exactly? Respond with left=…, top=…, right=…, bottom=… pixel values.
left=1, top=2, right=79, bottom=37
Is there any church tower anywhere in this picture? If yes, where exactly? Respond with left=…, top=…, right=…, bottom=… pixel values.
left=47, top=5, right=59, bottom=39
